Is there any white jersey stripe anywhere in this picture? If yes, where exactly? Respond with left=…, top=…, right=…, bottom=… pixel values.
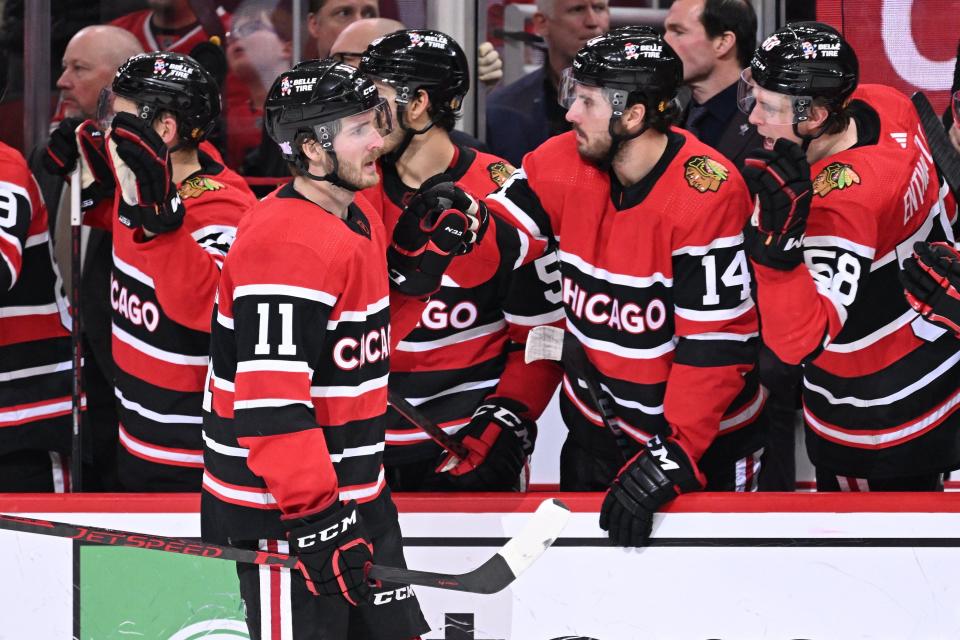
left=671, top=234, right=744, bottom=256
left=326, top=296, right=390, bottom=329
left=112, top=250, right=155, bottom=287
left=338, top=468, right=386, bottom=502
left=236, top=359, right=313, bottom=375
left=113, top=323, right=209, bottom=366
left=310, top=373, right=389, bottom=398
left=234, top=284, right=337, bottom=305
left=0, top=359, right=71, bottom=382
left=396, top=320, right=506, bottom=352
left=503, top=308, right=566, bottom=327
left=25, top=231, right=50, bottom=248
left=0, top=302, right=59, bottom=318
left=560, top=250, right=672, bottom=288
left=675, top=297, right=755, bottom=322
left=329, top=442, right=384, bottom=463
left=115, top=387, right=203, bottom=424
left=234, top=398, right=313, bottom=410
left=202, top=431, right=249, bottom=458
left=803, top=235, right=876, bottom=260
left=825, top=308, right=914, bottom=353
left=720, top=386, right=767, bottom=431
left=405, top=378, right=499, bottom=407
left=567, top=320, right=675, bottom=360
left=0, top=398, right=71, bottom=424
left=202, top=471, right=278, bottom=506
left=683, top=331, right=759, bottom=342
left=387, top=421, right=469, bottom=443
left=118, top=423, right=203, bottom=464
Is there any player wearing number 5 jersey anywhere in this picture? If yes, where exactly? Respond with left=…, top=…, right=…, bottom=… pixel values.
left=740, top=22, right=959, bottom=491
left=486, top=28, right=765, bottom=547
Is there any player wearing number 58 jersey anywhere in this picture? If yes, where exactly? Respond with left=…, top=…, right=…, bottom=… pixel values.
left=487, top=28, right=764, bottom=547
left=739, top=23, right=960, bottom=490
left=0, top=142, right=73, bottom=491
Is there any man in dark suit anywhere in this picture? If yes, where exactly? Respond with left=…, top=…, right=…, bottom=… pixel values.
left=665, top=0, right=762, bottom=170
left=28, top=25, right=144, bottom=491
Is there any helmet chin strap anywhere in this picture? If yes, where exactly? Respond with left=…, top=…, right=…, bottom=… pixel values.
left=295, top=151, right=365, bottom=192
left=383, top=95, right=437, bottom=165
left=598, top=115, right=647, bottom=170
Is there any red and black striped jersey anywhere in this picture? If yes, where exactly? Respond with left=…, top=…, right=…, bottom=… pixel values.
left=109, top=156, right=255, bottom=488
left=0, top=142, right=74, bottom=455
left=202, top=183, right=401, bottom=543
left=753, top=84, right=960, bottom=478
left=360, top=145, right=564, bottom=463
left=487, top=129, right=763, bottom=467
left=109, top=9, right=228, bottom=54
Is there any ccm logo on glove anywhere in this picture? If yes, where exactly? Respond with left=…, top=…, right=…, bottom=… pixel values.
left=294, top=509, right=358, bottom=547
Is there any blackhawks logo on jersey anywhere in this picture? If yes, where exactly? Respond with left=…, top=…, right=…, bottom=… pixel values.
left=813, top=162, right=860, bottom=197
left=684, top=155, right=729, bottom=193
left=178, top=176, right=225, bottom=199
left=487, top=161, right=516, bottom=188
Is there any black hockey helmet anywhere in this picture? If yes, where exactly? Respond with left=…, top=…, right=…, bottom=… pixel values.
left=109, top=51, right=221, bottom=146
left=561, top=26, right=683, bottom=117
left=738, top=21, right=858, bottom=127
left=359, top=29, right=470, bottom=115
left=264, top=58, right=391, bottom=190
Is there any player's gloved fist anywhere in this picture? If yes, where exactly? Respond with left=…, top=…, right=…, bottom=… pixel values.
left=599, top=436, right=704, bottom=547
left=388, top=174, right=488, bottom=296
left=900, top=241, right=960, bottom=337
left=477, top=41, right=503, bottom=85
left=43, top=118, right=115, bottom=211
left=285, top=500, right=374, bottom=606
left=437, top=397, right=537, bottom=491
left=107, top=112, right=185, bottom=234
left=742, top=138, right=812, bottom=270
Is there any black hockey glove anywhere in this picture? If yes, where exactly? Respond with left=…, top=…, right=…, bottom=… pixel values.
left=437, top=397, right=537, bottom=491
left=387, top=174, right=490, bottom=297
left=107, top=112, right=186, bottom=235
left=599, top=436, right=703, bottom=547
left=43, top=118, right=115, bottom=211
left=900, top=241, right=960, bottom=338
left=285, top=500, right=374, bottom=606
left=742, top=138, right=812, bottom=270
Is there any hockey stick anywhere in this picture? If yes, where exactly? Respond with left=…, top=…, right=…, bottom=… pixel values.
left=524, top=325, right=631, bottom=460
left=0, top=498, right=569, bottom=594
left=388, top=389, right=469, bottom=462
left=911, top=91, right=960, bottom=199
left=69, top=169, right=83, bottom=491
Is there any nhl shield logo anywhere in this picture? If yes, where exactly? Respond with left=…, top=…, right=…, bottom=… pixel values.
left=409, top=32, right=424, bottom=47
left=624, top=42, right=639, bottom=60
left=154, top=58, right=167, bottom=75
left=280, top=76, right=292, bottom=96
left=684, top=155, right=729, bottom=193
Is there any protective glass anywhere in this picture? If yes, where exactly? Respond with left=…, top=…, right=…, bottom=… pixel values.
left=953, top=89, right=960, bottom=129
left=737, top=68, right=813, bottom=124
left=312, top=98, right=393, bottom=149
left=558, top=67, right=626, bottom=116
left=95, top=87, right=118, bottom=132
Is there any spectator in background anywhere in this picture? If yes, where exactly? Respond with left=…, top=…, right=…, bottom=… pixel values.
left=110, top=0, right=226, bottom=53
left=664, top=0, right=761, bottom=169
left=485, top=0, right=609, bottom=167
left=29, top=25, right=144, bottom=491
left=225, top=0, right=293, bottom=169
left=307, top=0, right=380, bottom=59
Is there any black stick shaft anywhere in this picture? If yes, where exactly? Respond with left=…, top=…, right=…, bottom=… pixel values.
left=388, top=390, right=469, bottom=459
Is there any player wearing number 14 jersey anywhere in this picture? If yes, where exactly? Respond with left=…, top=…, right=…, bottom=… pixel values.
left=739, top=22, right=960, bottom=490
left=486, top=28, right=765, bottom=547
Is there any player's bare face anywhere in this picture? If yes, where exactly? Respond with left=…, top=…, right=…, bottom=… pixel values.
left=746, top=85, right=803, bottom=149
left=565, top=84, right=614, bottom=161
left=333, top=110, right=385, bottom=189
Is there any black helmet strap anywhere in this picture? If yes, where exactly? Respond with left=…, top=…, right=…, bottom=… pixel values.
left=384, top=85, right=438, bottom=165
left=294, top=127, right=364, bottom=193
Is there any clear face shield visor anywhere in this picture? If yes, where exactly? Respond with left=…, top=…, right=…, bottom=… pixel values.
left=737, top=68, right=813, bottom=125
left=558, top=67, right=627, bottom=116
left=311, top=98, right=393, bottom=153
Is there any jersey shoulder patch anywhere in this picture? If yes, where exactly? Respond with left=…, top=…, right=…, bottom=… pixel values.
left=813, top=162, right=861, bottom=198
left=487, top=160, right=516, bottom=188
left=179, top=176, right=225, bottom=200
left=683, top=155, right=729, bottom=193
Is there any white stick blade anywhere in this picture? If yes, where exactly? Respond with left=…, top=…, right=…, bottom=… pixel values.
left=497, top=498, right=570, bottom=579
left=524, top=325, right=565, bottom=364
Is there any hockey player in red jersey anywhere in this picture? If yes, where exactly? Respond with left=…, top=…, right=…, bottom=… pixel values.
left=358, top=29, right=564, bottom=491
left=87, top=52, right=257, bottom=491
left=201, top=59, right=485, bottom=639
left=739, top=22, right=960, bottom=490
left=0, top=137, right=74, bottom=490
left=485, top=27, right=765, bottom=546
